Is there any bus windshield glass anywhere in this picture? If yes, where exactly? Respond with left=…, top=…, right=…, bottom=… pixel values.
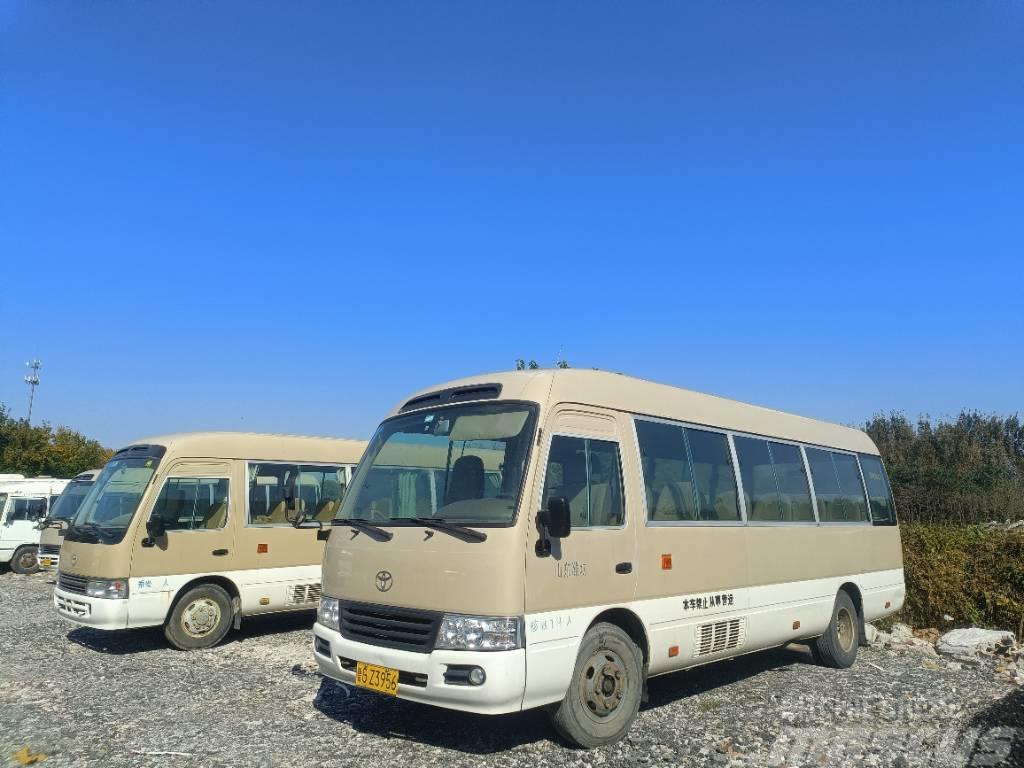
left=338, top=402, right=537, bottom=525
left=68, top=457, right=160, bottom=543
left=48, top=480, right=96, bottom=520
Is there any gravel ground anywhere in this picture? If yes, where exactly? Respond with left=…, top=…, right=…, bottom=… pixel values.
left=1, top=571, right=1021, bottom=768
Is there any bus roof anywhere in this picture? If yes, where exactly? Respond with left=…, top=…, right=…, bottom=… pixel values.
left=121, top=432, right=368, bottom=464
left=391, top=370, right=878, bottom=456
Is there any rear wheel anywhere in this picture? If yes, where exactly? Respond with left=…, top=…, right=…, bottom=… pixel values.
left=550, top=622, right=644, bottom=748
left=10, top=546, right=39, bottom=575
left=164, top=584, right=233, bottom=650
left=814, top=590, right=859, bottom=668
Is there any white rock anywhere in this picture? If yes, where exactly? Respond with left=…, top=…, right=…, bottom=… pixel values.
left=889, top=623, right=915, bottom=643
left=936, top=628, right=1016, bottom=657
left=864, top=624, right=879, bottom=644
left=943, top=614, right=954, bottom=622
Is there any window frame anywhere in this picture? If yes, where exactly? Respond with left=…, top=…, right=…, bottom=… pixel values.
left=244, top=461, right=354, bottom=528
left=148, top=475, right=232, bottom=533
left=539, top=431, right=627, bottom=531
left=802, top=445, right=872, bottom=526
left=633, top=415, right=746, bottom=528
left=857, top=452, right=898, bottom=526
left=632, top=414, right=876, bottom=528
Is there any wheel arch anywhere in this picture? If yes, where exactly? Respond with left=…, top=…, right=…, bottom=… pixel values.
left=168, top=574, right=241, bottom=619
left=587, top=607, right=650, bottom=670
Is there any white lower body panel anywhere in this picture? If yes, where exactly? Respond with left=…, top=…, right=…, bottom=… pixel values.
left=54, top=564, right=324, bottom=630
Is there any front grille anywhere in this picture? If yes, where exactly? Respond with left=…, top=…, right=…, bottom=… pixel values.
left=38, top=544, right=61, bottom=556
left=58, top=572, right=88, bottom=595
left=339, top=601, right=442, bottom=653
left=56, top=593, right=90, bottom=618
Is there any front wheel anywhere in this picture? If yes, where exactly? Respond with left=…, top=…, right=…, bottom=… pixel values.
left=814, top=590, right=859, bottom=668
left=11, top=546, right=39, bottom=575
left=164, top=584, right=233, bottom=650
left=550, top=622, right=644, bottom=748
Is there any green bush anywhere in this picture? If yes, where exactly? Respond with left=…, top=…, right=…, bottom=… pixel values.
left=896, top=523, right=1024, bottom=636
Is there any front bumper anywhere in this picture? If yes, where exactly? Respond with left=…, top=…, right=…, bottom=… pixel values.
left=312, top=622, right=526, bottom=715
left=53, top=587, right=129, bottom=629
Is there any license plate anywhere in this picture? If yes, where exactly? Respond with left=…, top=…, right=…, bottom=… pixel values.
left=355, top=661, right=399, bottom=696
left=40, top=559, right=52, bottom=567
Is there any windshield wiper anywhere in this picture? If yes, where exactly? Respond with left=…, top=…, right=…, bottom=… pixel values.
left=331, top=518, right=393, bottom=541
left=410, top=517, right=487, bottom=543
left=73, top=522, right=117, bottom=541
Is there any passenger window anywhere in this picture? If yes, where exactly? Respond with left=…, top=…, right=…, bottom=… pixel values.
left=806, top=448, right=869, bottom=522
left=543, top=435, right=624, bottom=528
left=9, top=498, right=48, bottom=522
left=296, top=465, right=347, bottom=523
left=768, top=442, right=815, bottom=522
left=247, top=463, right=298, bottom=526
left=734, top=437, right=784, bottom=521
left=636, top=420, right=696, bottom=522
left=151, top=478, right=229, bottom=531
left=858, top=454, right=896, bottom=524
left=684, top=428, right=740, bottom=521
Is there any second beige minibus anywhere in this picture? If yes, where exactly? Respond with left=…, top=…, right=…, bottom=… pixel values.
left=55, top=432, right=366, bottom=649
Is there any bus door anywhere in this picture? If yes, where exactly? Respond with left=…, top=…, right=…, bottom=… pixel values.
left=128, top=461, right=235, bottom=624
left=526, top=408, right=638, bottom=620
left=1, top=495, right=48, bottom=554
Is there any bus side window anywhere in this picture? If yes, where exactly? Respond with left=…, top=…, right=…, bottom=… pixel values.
left=151, top=478, right=230, bottom=531
left=543, top=435, right=624, bottom=529
left=858, top=454, right=896, bottom=524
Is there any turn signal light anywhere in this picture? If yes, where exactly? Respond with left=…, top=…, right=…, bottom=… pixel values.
left=661, top=554, right=673, bottom=570
left=668, top=645, right=679, bottom=658
left=257, top=543, right=268, bottom=554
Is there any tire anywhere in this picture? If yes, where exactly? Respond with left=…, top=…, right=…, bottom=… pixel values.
left=164, top=584, right=233, bottom=650
left=814, top=590, right=859, bottom=668
left=11, top=546, right=39, bottom=575
left=551, top=622, right=644, bottom=748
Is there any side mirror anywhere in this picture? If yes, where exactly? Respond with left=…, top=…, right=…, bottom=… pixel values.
left=146, top=515, right=166, bottom=539
left=540, top=497, right=572, bottom=539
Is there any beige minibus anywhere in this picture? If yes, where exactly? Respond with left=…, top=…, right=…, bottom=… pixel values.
left=55, top=432, right=366, bottom=649
left=38, top=469, right=103, bottom=572
left=314, top=370, right=904, bottom=747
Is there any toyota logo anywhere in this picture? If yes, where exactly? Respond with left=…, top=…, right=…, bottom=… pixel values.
left=375, top=570, right=393, bottom=592
left=71, top=554, right=78, bottom=566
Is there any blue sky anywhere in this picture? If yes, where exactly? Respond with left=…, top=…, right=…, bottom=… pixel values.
left=1, top=2, right=1022, bottom=448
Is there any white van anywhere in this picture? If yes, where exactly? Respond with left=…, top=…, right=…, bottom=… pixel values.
left=0, top=477, right=71, bottom=573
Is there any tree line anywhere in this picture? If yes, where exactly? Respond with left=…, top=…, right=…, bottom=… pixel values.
left=0, top=405, right=113, bottom=479
left=865, top=411, right=1024, bottom=523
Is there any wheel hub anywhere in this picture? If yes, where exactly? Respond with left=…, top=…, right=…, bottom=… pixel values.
left=837, top=607, right=855, bottom=652
left=579, top=651, right=627, bottom=717
left=18, top=551, right=37, bottom=570
left=181, top=598, right=221, bottom=638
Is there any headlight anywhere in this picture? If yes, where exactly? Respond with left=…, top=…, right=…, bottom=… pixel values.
left=435, top=614, right=522, bottom=651
left=85, top=578, right=128, bottom=599
left=318, top=597, right=340, bottom=630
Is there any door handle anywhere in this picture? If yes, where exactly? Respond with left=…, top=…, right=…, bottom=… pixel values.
left=212, top=549, right=229, bottom=556
left=615, top=562, right=632, bottom=574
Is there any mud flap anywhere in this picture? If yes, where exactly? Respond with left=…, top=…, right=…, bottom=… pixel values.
left=232, top=596, right=242, bottom=630
left=857, top=606, right=868, bottom=647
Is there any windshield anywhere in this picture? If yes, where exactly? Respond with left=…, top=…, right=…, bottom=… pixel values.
left=339, top=402, right=537, bottom=525
left=67, top=457, right=160, bottom=543
left=47, top=480, right=95, bottom=520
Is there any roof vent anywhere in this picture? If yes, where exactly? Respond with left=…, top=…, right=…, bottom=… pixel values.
left=400, top=383, right=502, bottom=412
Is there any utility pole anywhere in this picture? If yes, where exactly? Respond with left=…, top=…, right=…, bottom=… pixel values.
left=24, top=359, right=41, bottom=424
